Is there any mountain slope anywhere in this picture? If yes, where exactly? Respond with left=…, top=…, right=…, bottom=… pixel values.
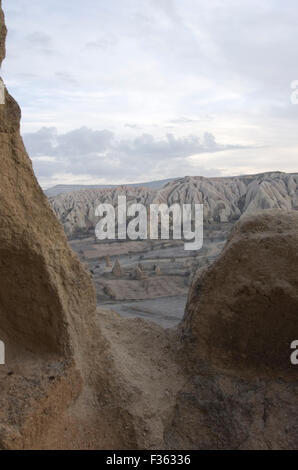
left=45, top=178, right=176, bottom=197
left=49, top=171, right=298, bottom=237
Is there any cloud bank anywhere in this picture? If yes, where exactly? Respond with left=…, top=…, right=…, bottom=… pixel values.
left=2, top=0, right=298, bottom=187
left=24, top=127, right=242, bottom=186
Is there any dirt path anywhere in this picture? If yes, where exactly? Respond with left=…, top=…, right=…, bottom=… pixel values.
left=97, top=309, right=187, bottom=449
left=33, top=308, right=187, bottom=449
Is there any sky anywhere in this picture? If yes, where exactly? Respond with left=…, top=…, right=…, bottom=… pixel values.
left=2, top=0, right=298, bottom=188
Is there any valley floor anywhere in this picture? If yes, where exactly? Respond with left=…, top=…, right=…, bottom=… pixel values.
left=69, top=222, right=233, bottom=327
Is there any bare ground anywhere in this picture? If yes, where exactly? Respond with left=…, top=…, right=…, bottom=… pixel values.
left=29, top=308, right=187, bottom=450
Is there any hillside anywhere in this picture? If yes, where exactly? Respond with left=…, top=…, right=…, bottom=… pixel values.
left=49, top=171, right=298, bottom=237
left=45, top=178, right=176, bottom=197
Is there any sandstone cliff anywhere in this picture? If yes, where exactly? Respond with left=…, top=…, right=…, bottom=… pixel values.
left=166, top=210, right=298, bottom=449
left=183, top=210, right=298, bottom=376
left=0, top=0, right=102, bottom=448
left=51, top=186, right=155, bottom=237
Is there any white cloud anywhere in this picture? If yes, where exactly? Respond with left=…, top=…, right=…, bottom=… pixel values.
left=1, top=0, right=298, bottom=187
left=24, top=126, right=243, bottom=186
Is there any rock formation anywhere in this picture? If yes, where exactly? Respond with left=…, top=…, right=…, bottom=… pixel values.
left=0, top=24, right=98, bottom=363
left=112, top=258, right=124, bottom=277
left=134, top=266, right=145, bottom=280
left=50, top=186, right=155, bottom=238
left=0, top=0, right=105, bottom=449
left=45, top=178, right=173, bottom=197
left=154, top=265, right=161, bottom=276
left=49, top=172, right=298, bottom=238
left=164, top=210, right=298, bottom=449
left=183, top=210, right=298, bottom=376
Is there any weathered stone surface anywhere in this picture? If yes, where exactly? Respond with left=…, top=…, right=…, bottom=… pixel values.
left=164, top=371, right=298, bottom=450
left=0, top=0, right=100, bottom=448
left=112, top=258, right=124, bottom=277
left=164, top=210, right=298, bottom=450
left=182, top=210, right=298, bottom=377
left=0, top=43, right=96, bottom=362
left=0, top=1, right=6, bottom=67
left=50, top=172, right=298, bottom=237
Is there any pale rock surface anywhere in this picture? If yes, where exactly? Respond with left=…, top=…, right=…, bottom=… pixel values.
left=50, top=172, right=298, bottom=237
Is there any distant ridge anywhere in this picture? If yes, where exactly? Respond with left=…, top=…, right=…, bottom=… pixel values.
left=45, top=178, right=176, bottom=197
left=49, top=171, right=298, bottom=238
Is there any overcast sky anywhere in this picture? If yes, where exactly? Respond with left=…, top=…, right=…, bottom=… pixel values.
left=2, top=0, right=298, bottom=188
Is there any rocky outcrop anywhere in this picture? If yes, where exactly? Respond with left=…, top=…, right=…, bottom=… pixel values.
left=134, top=266, right=145, bottom=280
left=49, top=172, right=298, bottom=238
left=157, top=173, right=298, bottom=221
left=112, top=259, right=124, bottom=277
left=164, top=210, right=298, bottom=449
left=0, top=1, right=106, bottom=449
left=0, top=3, right=5, bottom=65
left=0, top=5, right=99, bottom=365
left=50, top=186, right=155, bottom=238
left=182, top=210, right=298, bottom=376
left=45, top=178, right=174, bottom=197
